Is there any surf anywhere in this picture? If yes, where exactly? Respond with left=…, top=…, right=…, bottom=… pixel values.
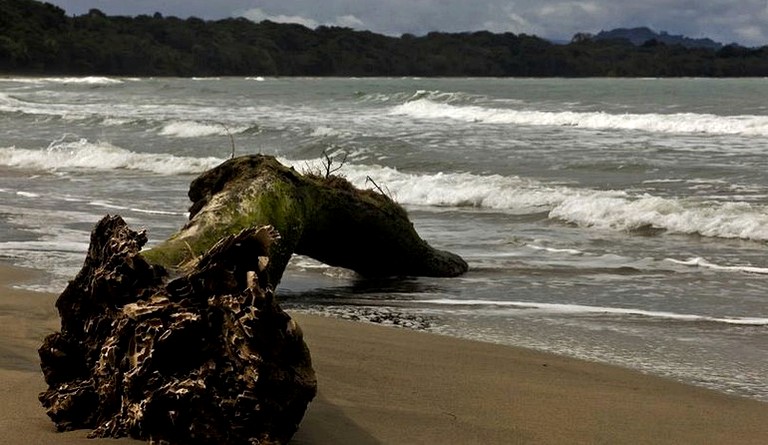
left=390, top=99, right=768, bottom=136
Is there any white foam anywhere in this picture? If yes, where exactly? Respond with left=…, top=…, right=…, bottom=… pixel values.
left=0, top=140, right=224, bottom=175
left=289, top=255, right=331, bottom=270
left=0, top=240, right=89, bottom=253
left=358, top=89, right=482, bottom=104
left=158, top=121, right=250, bottom=138
left=526, top=244, right=583, bottom=255
left=0, top=91, right=109, bottom=119
left=0, top=92, right=29, bottom=109
left=343, top=167, right=567, bottom=213
left=10, top=145, right=748, bottom=242
left=550, top=193, right=768, bottom=241
left=390, top=99, right=768, bottom=136
left=277, top=157, right=768, bottom=241
left=310, top=126, right=344, bottom=138
left=642, top=179, right=685, bottom=184
left=0, top=76, right=123, bottom=85
left=0, top=91, right=261, bottom=130
left=666, top=257, right=768, bottom=275
left=417, top=299, right=768, bottom=326
left=101, top=117, right=139, bottom=126
left=15, top=191, right=40, bottom=198
left=287, top=255, right=357, bottom=279
left=88, top=200, right=186, bottom=216
left=405, top=90, right=481, bottom=104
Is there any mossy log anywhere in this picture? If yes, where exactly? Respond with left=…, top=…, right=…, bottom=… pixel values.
left=142, top=154, right=468, bottom=284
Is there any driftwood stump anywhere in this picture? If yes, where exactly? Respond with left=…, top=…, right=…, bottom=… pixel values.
left=39, top=154, right=468, bottom=444
left=39, top=216, right=316, bottom=445
left=142, top=154, right=468, bottom=283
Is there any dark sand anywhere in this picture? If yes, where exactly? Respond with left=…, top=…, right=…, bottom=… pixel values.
left=1, top=264, right=766, bottom=444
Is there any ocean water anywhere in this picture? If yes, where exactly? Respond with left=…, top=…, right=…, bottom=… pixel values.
left=0, top=76, right=766, bottom=401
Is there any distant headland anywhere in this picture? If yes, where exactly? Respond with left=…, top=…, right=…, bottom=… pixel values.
left=2, top=0, right=767, bottom=77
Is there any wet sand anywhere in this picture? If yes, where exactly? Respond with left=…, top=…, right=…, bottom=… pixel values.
left=1, top=264, right=766, bottom=444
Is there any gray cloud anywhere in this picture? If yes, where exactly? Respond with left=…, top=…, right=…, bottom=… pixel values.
left=240, top=8, right=320, bottom=29
left=45, top=0, right=768, bottom=46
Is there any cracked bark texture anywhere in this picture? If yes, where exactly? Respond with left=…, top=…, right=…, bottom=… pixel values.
left=39, top=216, right=316, bottom=445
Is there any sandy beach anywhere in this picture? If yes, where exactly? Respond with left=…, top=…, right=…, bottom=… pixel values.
left=1, top=263, right=767, bottom=444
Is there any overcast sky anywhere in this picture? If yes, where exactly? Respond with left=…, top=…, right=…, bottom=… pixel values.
left=43, top=1, right=768, bottom=47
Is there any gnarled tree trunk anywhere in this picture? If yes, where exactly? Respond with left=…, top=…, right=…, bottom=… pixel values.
left=141, top=155, right=468, bottom=283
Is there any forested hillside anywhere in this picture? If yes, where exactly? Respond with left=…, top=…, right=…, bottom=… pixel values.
left=2, top=0, right=768, bottom=77
left=593, top=27, right=723, bottom=50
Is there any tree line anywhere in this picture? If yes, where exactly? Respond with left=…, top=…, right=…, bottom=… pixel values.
left=2, top=0, right=768, bottom=77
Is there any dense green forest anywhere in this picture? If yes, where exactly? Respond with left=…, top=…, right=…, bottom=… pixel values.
left=2, top=0, right=768, bottom=77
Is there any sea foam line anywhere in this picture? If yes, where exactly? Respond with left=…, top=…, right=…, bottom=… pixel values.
left=158, top=121, right=253, bottom=138
left=88, top=200, right=186, bottom=216
left=4, top=146, right=766, bottom=242
left=390, top=99, right=768, bottom=136
left=0, top=76, right=124, bottom=85
left=417, top=299, right=768, bottom=326
left=0, top=140, right=224, bottom=175
left=549, top=193, right=768, bottom=241
left=357, top=89, right=485, bottom=105
left=666, top=257, right=768, bottom=275
left=0, top=92, right=263, bottom=129
left=278, top=158, right=768, bottom=242
left=526, top=244, right=583, bottom=255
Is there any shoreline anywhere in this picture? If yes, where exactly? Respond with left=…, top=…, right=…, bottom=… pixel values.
left=1, top=263, right=767, bottom=444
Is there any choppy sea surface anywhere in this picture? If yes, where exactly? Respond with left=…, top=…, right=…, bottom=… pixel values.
left=0, top=76, right=766, bottom=401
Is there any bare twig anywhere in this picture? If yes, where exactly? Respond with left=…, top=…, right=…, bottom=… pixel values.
left=220, top=123, right=236, bottom=158
left=302, top=161, right=314, bottom=176
left=365, top=175, right=392, bottom=198
left=321, top=148, right=348, bottom=178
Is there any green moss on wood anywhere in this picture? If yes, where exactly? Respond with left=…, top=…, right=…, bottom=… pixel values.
left=142, top=154, right=467, bottom=283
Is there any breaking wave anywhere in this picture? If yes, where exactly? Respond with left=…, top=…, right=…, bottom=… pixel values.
left=390, top=99, right=768, bottom=136
left=0, top=76, right=125, bottom=85
left=0, top=139, right=224, bottom=175
left=548, top=193, right=768, bottom=241
left=3, top=145, right=765, bottom=241
left=356, top=89, right=484, bottom=105
left=283, top=159, right=768, bottom=241
left=158, top=121, right=253, bottom=138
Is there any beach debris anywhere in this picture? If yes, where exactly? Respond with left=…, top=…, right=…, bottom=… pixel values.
left=39, top=215, right=316, bottom=445
left=38, top=154, right=468, bottom=443
left=294, top=305, right=434, bottom=331
left=141, top=154, right=468, bottom=284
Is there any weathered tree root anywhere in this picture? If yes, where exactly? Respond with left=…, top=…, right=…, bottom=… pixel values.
left=39, top=215, right=316, bottom=445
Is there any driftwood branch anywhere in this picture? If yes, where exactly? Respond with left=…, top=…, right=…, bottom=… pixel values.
left=220, top=122, right=236, bottom=158
left=365, top=175, right=392, bottom=199
left=321, top=148, right=348, bottom=178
